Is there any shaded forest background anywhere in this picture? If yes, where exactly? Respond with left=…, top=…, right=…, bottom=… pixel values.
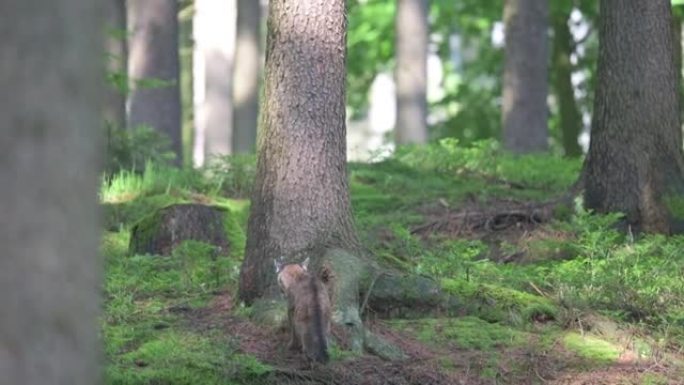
left=106, top=0, right=611, bottom=170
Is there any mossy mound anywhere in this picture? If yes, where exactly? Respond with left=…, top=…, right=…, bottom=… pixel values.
left=441, top=278, right=557, bottom=325
left=129, top=203, right=231, bottom=256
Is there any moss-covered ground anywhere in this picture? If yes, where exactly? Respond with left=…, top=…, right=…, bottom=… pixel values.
left=101, top=141, right=684, bottom=384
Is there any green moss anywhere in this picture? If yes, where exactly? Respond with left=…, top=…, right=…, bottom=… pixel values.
left=103, top=194, right=187, bottom=230
left=106, top=330, right=271, bottom=385
left=641, top=372, right=670, bottom=385
left=214, top=198, right=250, bottom=259
left=391, top=317, right=526, bottom=350
left=441, top=279, right=557, bottom=325
left=562, top=333, right=620, bottom=364
left=172, top=240, right=239, bottom=292
left=664, top=194, right=684, bottom=220
left=102, top=231, right=130, bottom=260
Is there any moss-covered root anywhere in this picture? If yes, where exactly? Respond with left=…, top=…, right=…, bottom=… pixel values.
left=321, top=248, right=371, bottom=353
left=323, top=249, right=412, bottom=360
left=364, top=273, right=452, bottom=318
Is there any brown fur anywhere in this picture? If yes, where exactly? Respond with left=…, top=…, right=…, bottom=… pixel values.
left=275, top=258, right=331, bottom=363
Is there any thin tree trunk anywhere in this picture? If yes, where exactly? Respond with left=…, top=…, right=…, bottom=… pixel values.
left=233, top=0, right=262, bottom=154
left=395, top=0, right=429, bottom=145
left=673, top=11, right=683, bottom=122
left=502, top=0, right=549, bottom=153
left=179, top=2, right=195, bottom=168
left=127, top=0, right=183, bottom=164
left=239, top=0, right=359, bottom=304
left=551, top=9, right=583, bottom=157
left=0, top=1, right=103, bottom=383
left=104, top=0, right=127, bottom=128
left=193, top=0, right=236, bottom=165
left=585, top=0, right=684, bottom=234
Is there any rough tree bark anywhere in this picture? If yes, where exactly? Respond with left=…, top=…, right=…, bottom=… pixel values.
left=232, top=0, right=262, bottom=154
left=193, top=0, right=237, bottom=165
left=551, top=8, right=583, bottom=158
left=585, top=0, right=684, bottom=234
left=395, top=0, right=429, bottom=145
left=0, top=1, right=103, bottom=383
left=502, top=0, right=549, bottom=153
left=673, top=11, right=683, bottom=120
left=127, top=0, right=183, bottom=164
left=104, top=0, right=127, bottom=128
left=239, top=0, right=361, bottom=305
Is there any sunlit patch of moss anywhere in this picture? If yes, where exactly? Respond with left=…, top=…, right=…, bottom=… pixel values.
left=562, top=333, right=620, bottom=364
left=391, top=317, right=526, bottom=350
left=441, top=279, right=557, bottom=326
left=101, top=162, right=207, bottom=203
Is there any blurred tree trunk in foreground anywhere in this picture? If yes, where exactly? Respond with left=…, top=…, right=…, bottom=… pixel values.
left=127, top=0, right=183, bottom=164
left=0, top=1, right=103, bottom=383
left=551, top=7, right=583, bottom=157
left=193, top=0, right=236, bottom=166
left=395, top=0, right=429, bottom=145
left=502, top=0, right=549, bottom=153
left=232, top=0, right=262, bottom=154
left=585, top=0, right=684, bottom=234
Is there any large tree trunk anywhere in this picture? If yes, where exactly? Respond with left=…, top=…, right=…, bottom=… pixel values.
left=395, top=0, right=429, bottom=145
left=502, top=0, right=549, bottom=153
left=193, top=0, right=237, bottom=166
left=239, top=0, right=360, bottom=305
left=239, top=0, right=380, bottom=355
left=551, top=8, right=583, bottom=158
left=238, top=0, right=448, bottom=360
left=232, top=0, right=262, bottom=154
left=0, top=1, right=103, bottom=383
left=585, top=0, right=684, bottom=234
left=127, top=0, right=183, bottom=164
left=104, top=0, right=127, bottom=128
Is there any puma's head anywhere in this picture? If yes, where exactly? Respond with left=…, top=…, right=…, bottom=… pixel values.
left=274, top=257, right=310, bottom=292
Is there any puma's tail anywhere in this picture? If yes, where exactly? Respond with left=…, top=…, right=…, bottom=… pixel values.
left=306, top=275, right=329, bottom=363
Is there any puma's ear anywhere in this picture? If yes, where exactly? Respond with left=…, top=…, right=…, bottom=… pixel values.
left=300, top=257, right=310, bottom=271
left=274, top=257, right=284, bottom=273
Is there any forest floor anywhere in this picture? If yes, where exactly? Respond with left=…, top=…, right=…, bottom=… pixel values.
left=101, top=144, right=684, bottom=384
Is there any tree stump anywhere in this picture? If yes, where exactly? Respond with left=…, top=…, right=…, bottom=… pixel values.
left=129, top=203, right=230, bottom=256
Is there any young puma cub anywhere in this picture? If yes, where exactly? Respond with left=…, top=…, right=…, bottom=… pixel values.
left=274, top=257, right=331, bottom=363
